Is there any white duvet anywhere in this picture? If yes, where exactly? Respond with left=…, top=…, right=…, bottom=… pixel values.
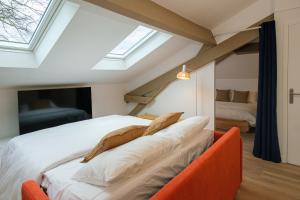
left=42, top=129, right=213, bottom=200
left=216, top=101, right=257, bottom=126
left=0, top=115, right=151, bottom=200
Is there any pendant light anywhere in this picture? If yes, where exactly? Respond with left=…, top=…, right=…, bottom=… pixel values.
left=176, top=64, right=190, bottom=80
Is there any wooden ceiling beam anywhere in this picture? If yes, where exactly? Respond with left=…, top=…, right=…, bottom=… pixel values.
left=124, top=95, right=153, bottom=104
left=84, top=0, right=216, bottom=45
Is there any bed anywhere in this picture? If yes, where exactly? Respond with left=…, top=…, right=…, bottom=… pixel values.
left=216, top=101, right=257, bottom=132
left=0, top=115, right=242, bottom=200
left=21, top=128, right=242, bottom=200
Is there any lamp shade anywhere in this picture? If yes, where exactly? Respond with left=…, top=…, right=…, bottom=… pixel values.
left=177, top=65, right=190, bottom=80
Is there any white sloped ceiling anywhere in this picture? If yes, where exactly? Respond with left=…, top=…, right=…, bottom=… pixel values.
left=0, top=0, right=200, bottom=88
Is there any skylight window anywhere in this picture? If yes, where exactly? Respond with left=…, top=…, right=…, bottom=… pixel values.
left=0, top=0, right=59, bottom=50
left=106, top=25, right=157, bottom=59
left=94, top=27, right=172, bottom=70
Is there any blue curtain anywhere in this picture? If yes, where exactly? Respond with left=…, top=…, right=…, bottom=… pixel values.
left=253, top=21, right=281, bottom=163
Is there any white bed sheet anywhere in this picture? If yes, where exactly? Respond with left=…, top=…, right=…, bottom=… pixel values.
left=216, top=101, right=257, bottom=126
left=42, top=129, right=214, bottom=200
left=0, top=115, right=151, bottom=200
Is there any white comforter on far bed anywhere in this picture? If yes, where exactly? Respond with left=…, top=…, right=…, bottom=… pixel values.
left=216, top=101, right=257, bottom=126
left=0, top=115, right=151, bottom=200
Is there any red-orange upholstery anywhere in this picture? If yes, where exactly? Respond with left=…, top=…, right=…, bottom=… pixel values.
left=21, top=128, right=242, bottom=200
left=151, top=127, right=242, bottom=200
left=22, top=180, right=49, bottom=200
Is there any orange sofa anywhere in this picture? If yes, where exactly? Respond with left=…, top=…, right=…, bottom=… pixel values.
left=22, top=127, right=242, bottom=200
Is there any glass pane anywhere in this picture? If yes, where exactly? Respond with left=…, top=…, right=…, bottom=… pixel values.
left=109, top=25, right=154, bottom=56
left=0, top=0, right=52, bottom=44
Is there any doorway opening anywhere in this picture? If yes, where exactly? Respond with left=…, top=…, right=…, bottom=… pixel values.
left=214, top=39, right=259, bottom=150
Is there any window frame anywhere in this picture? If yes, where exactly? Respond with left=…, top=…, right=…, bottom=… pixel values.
left=0, top=0, right=62, bottom=51
left=105, top=26, right=157, bottom=59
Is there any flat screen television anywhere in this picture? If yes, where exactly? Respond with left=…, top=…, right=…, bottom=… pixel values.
left=18, top=87, right=92, bottom=135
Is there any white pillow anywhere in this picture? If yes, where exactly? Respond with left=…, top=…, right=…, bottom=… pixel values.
left=72, top=135, right=179, bottom=186
left=72, top=116, right=209, bottom=187
left=155, top=116, right=210, bottom=142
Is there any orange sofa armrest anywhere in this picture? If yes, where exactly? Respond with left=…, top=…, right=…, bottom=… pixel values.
left=22, top=180, right=49, bottom=200
left=151, top=127, right=242, bottom=200
left=214, top=130, right=243, bottom=182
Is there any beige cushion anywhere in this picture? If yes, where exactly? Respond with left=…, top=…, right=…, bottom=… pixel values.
left=216, top=89, right=230, bottom=102
left=143, top=112, right=184, bottom=136
left=82, top=125, right=148, bottom=162
left=248, top=91, right=257, bottom=103
left=232, top=90, right=249, bottom=103
left=137, top=113, right=159, bottom=120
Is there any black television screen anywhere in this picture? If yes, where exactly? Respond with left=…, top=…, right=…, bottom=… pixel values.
left=18, top=87, right=92, bottom=135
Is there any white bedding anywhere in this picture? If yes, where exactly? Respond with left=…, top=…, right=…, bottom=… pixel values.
left=42, top=129, right=213, bottom=200
left=216, top=101, right=257, bottom=126
left=0, top=115, right=151, bottom=200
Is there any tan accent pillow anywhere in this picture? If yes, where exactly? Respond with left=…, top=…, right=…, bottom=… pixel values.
left=248, top=91, right=257, bottom=103
left=137, top=113, right=159, bottom=120
left=82, top=125, right=148, bottom=163
left=232, top=90, right=249, bottom=103
left=216, top=89, right=230, bottom=102
left=143, top=112, right=184, bottom=136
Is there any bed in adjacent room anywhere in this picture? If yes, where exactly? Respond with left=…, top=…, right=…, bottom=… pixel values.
left=0, top=114, right=214, bottom=200
left=215, top=89, right=257, bottom=132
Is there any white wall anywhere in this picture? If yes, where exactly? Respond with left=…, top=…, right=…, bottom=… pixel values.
left=216, top=53, right=259, bottom=79
left=130, top=62, right=216, bottom=130
left=92, top=84, right=127, bottom=117
left=216, top=79, right=258, bottom=91
left=142, top=73, right=197, bottom=119
left=126, top=41, right=215, bottom=130
left=0, top=84, right=128, bottom=139
left=0, top=89, right=19, bottom=139
left=127, top=43, right=202, bottom=92
left=197, top=63, right=215, bottom=129
left=216, top=53, right=259, bottom=91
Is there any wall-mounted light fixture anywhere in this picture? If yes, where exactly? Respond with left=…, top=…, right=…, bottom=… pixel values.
left=176, top=64, right=190, bottom=80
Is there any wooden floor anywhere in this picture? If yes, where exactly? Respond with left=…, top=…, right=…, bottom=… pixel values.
left=235, top=133, right=300, bottom=200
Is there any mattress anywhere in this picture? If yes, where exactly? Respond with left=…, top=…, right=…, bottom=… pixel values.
left=216, top=101, right=257, bottom=126
left=42, top=129, right=214, bottom=200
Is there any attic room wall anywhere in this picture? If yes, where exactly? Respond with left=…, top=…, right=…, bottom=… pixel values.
left=128, top=62, right=215, bottom=130
left=126, top=42, right=215, bottom=129
left=216, top=53, right=259, bottom=92
left=0, top=84, right=127, bottom=139
left=0, top=89, right=19, bottom=139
